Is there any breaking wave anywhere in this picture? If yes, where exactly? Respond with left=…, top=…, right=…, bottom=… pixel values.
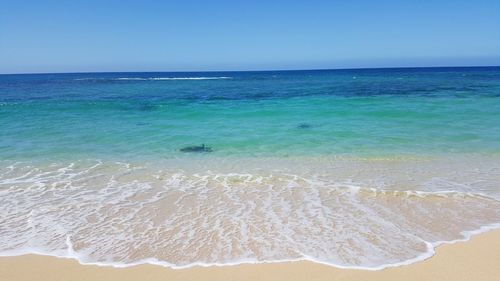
left=75, top=77, right=232, bottom=81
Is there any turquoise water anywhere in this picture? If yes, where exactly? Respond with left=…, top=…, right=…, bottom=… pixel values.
left=1, top=67, right=500, bottom=269
left=1, top=67, right=500, bottom=160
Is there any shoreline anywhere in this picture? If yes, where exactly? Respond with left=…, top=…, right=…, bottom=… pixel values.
left=1, top=229, right=499, bottom=281
left=1, top=221, right=498, bottom=272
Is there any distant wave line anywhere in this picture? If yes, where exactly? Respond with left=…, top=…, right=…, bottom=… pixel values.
left=75, top=77, right=232, bottom=81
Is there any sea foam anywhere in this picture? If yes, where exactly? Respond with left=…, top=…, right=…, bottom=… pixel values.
left=75, top=77, right=232, bottom=81
left=0, top=158, right=499, bottom=270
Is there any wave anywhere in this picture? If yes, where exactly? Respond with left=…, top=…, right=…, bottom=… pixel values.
left=0, top=160, right=499, bottom=270
left=75, top=77, right=232, bottom=81
left=1, top=223, right=499, bottom=271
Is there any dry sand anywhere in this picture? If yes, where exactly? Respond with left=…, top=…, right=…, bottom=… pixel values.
left=1, top=230, right=499, bottom=281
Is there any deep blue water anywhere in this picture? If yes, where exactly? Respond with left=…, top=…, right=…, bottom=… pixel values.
left=1, top=67, right=500, bottom=160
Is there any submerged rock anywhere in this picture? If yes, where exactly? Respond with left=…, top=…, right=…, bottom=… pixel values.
left=180, top=144, right=213, bottom=153
left=297, top=123, right=312, bottom=129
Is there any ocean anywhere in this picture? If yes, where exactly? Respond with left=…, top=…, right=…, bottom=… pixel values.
left=1, top=67, right=499, bottom=269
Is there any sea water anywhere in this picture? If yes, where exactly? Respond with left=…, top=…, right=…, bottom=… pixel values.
left=1, top=67, right=499, bottom=269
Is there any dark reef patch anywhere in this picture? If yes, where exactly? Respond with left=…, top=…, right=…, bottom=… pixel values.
left=137, top=104, right=157, bottom=111
left=180, top=144, right=213, bottom=153
left=297, top=123, right=312, bottom=129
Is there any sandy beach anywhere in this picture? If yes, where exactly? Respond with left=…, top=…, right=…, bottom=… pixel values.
left=0, top=229, right=498, bottom=281
left=3, top=1, right=500, bottom=280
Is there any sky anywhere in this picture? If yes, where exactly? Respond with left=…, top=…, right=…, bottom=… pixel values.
left=1, top=0, right=499, bottom=73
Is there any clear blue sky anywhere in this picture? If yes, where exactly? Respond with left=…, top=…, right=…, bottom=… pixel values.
left=1, top=0, right=499, bottom=73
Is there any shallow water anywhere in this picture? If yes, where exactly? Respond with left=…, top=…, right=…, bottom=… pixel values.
left=0, top=67, right=499, bottom=269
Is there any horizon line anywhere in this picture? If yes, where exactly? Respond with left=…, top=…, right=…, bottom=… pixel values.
left=1, top=65, right=499, bottom=76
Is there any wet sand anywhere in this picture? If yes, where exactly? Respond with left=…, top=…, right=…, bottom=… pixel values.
left=1, top=229, right=498, bottom=281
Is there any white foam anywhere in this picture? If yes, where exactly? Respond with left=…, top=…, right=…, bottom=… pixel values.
left=0, top=159, right=499, bottom=270
left=75, top=77, right=232, bottom=81
left=1, top=223, right=500, bottom=271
